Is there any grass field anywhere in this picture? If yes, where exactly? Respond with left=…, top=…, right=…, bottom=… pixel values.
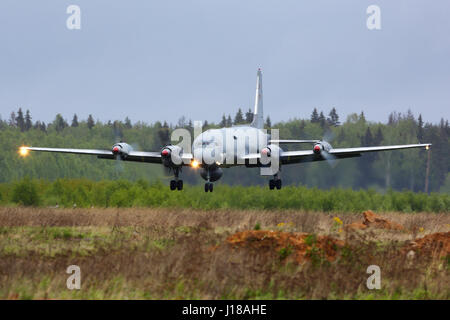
left=0, top=207, right=449, bottom=299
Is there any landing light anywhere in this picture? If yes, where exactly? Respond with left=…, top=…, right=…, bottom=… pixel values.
left=191, top=160, right=199, bottom=168
left=426, top=145, right=430, bottom=150
left=19, top=146, right=29, bottom=157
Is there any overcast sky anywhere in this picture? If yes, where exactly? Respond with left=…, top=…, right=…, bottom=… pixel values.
left=0, top=1, right=449, bottom=125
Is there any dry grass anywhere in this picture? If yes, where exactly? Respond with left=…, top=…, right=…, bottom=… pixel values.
left=0, top=207, right=448, bottom=299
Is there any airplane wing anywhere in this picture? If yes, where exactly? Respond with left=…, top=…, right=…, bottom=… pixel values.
left=21, top=147, right=167, bottom=164
left=242, top=143, right=431, bottom=165
left=269, top=140, right=320, bottom=144
left=280, top=143, right=431, bottom=165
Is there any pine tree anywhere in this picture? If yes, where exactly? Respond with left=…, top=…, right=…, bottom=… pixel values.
left=16, top=108, right=25, bottom=131
left=71, top=114, right=79, bottom=127
left=374, top=127, right=383, bottom=145
left=33, top=121, right=41, bottom=130
left=318, top=111, right=326, bottom=128
left=388, top=112, right=395, bottom=125
left=362, top=127, right=373, bottom=146
left=310, top=108, right=319, bottom=123
left=417, top=114, right=424, bottom=141
left=219, top=114, right=227, bottom=127
left=327, top=108, right=340, bottom=126
left=176, top=116, right=186, bottom=128
left=359, top=111, right=366, bottom=123
left=124, top=117, right=132, bottom=129
left=87, top=114, right=95, bottom=129
left=54, top=114, right=68, bottom=132
left=245, top=108, right=254, bottom=123
left=24, top=110, right=32, bottom=131
left=234, top=108, right=244, bottom=125
left=226, top=115, right=232, bottom=127
left=9, top=112, right=16, bottom=127
left=265, top=116, right=271, bottom=128
left=158, top=122, right=170, bottom=147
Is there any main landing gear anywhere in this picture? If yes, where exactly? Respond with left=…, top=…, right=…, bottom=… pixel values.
left=170, top=179, right=183, bottom=191
left=269, top=175, right=282, bottom=190
left=169, top=168, right=183, bottom=191
left=204, top=182, right=213, bottom=192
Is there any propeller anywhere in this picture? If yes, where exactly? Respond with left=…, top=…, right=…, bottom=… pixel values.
left=112, top=127, right=125, bottom=172
left=111, top=141, right=135, bottom=173
left=320, top=148, right=338, bottom=168
left=312, top=129, right=338, bottom=168
left=160, top=147, right=176, bottom=178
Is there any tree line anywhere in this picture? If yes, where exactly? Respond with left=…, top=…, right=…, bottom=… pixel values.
left=0, top=107, right=448, bottom=193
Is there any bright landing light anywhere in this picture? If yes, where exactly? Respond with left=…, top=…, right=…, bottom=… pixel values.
left=191, top=160, right=199, bottom=168
left=19, top=146, right=29, bottom=157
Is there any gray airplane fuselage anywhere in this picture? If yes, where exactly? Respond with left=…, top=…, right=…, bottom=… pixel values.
left=192, top=125, right=268, bottom=168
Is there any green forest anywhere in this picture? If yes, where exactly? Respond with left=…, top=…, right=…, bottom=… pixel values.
left=0, top=107, right=448, bottom=193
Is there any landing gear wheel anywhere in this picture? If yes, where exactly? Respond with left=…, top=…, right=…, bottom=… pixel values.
left=276, top=179, right=282, bottom=190
left=170, top=180, right=177, bottom=191
left=177, top=180, right=183, bottom=190
left=204, top=182, right=214, bottom=192
left=269, top=179, right=275, bottom=190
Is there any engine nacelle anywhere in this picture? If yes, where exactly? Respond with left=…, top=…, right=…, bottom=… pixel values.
left=313, top=141, right=332, bottom=154
left=260, top=144, right=283, bottom=164
left=112, top=142, right=132, bottom=158
left=161, top=145, right=183, bottom=167
left=200, top=167, right=223, bottom=182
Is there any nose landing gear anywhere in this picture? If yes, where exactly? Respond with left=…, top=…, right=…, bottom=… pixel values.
left=204, top=182, right=213, bottom=192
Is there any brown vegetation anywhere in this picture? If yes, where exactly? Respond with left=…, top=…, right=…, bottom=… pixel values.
left=345, top=210, right=405, bottom=231
left=405, top=232, right=450, bottom=260
left=227, top=230, right=344, bottom=264
left=0, top=207, right=448, bottom=299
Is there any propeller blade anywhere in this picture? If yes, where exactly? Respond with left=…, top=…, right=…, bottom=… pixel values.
left=115, top=155, right=124, bottom=172
left=162, top=165, right=173, bottom=177
left=320, top=150, right=338, bottom=168
left=322, top=130, right=335, bottom=143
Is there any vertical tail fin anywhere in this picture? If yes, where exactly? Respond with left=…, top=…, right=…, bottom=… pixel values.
left=250, top=68, right=264, bottom=129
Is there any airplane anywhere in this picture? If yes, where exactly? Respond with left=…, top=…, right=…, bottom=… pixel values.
left=19, top=69, right=431, bottom=192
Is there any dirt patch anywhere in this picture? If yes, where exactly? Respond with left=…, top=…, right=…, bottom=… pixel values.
left=226, top=230, right=344, bottom=264
left=345, top=210, right=404, bottom=231
left=405, top=232, right=450, bottom=260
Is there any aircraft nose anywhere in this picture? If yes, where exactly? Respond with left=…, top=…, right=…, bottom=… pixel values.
left=193, top=147, right=222, bottom=166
